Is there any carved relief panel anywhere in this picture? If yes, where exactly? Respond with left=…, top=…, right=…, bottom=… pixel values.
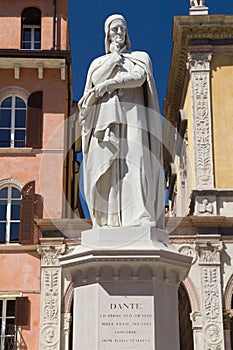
left=196, top=242, right=225, bottom=350
left=187, top=53, right=214, bottom=190
left=38, top=246, right=65, bottom=350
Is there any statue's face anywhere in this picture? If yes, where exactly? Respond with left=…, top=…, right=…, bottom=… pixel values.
left=109, top=19, right=126, bottom=46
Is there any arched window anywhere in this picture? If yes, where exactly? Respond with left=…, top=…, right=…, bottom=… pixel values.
left=21, top=7, right=41, bottom=50
left=0, top=96, right=26, bottom=148
left=0, top=186, right=21, bottom=243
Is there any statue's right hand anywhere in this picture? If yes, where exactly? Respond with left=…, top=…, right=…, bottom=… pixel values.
left=111, top=52, right=122, bottom=65
left=110, top=42, right=120, bottom=53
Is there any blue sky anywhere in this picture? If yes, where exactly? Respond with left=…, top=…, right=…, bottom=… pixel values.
left=68, top=0, right=233, bottom=112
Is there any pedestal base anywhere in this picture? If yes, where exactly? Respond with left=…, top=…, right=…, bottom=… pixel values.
left=60, top=227, right=192, bottom=350
left=189, top=6, right=209, bottom=15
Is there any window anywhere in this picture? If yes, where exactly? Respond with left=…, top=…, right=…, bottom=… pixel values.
left=0, top=297, right=29, bottom=350
left=0, top=180, right=43, bottom=245
left=0, top=96, right=26, bottom=148
left=22, top=25, right=41, bottom=50
left=0, top=186, right=21, bottom=244
left=21, top=8, right=41, bottom=50
left=0, top=299, right=16, bottom=350
left=0, top=90, right=43, bottom=149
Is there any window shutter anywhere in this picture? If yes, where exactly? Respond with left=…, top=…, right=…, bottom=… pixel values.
left=34, top=194, right=43, bottom=219
left=26, top=91, right=43, bottom=149
left=19, top=181, right=35, bottom=244
left=15, top=297, right=29, bottom=326
left=33, top=194, right=43, bottom=244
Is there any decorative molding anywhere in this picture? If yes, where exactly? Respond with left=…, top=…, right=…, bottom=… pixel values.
left=0, top=86, right=29, bottom=103
left=38, top=62, right=43, bottom=79
left=60, top=63, right=66, bottom=80
left=61, top=313, right=72, bottom=350
left=204, top=323, right=222, bottom=345
left=198, top=198, right=214, bottom=215
left=14, top=63, right=20, bottom=79
left=187, top=52, right=214, bottom=190
left=178, top=244, right=197, bottom=264
left=61, top=255, right=191, bottom=287
left=224, top=274, right=233, bottom=310
left=196, top=242, right=223, bottom=265
left=62, top=282, right=74, bottom=313
left=190, top=311, right=203, bottom=329
left=38, top=245, right=67, bottom=266
left=62, top=313, right=72, bottom=332
left=0, top=177, right=24, bottom=190
left=182, top=277, right=201, bottom=311
left=187, top=52, right=212, bottom=71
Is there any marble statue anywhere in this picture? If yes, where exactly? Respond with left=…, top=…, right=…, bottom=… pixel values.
left=79, top=14, right=164, bottom=228
left=190, top=0, right=205, bottom=7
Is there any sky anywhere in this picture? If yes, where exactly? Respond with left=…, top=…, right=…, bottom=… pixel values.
left=68, top=0, right=233, bottom=112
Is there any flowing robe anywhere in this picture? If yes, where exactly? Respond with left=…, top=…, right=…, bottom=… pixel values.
left=79, top=50, right=164, bottom=228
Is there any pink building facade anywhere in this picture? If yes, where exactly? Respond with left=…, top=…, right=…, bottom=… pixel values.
left=0, top=1, right=71, bottom=348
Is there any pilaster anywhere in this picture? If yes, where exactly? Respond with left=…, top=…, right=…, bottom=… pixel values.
left=61, top=313, right=72, bottom=350
left=187, top=52, right=214, bottom=190
left=195, top=241, right=225, bottom=349
left=190, top=311, right=204, bottom=349
left=38, top=242, right=66, bottom=350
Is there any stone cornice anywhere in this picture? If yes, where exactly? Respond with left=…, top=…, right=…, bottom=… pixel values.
left=167, top=216, right=233, bottom=241
left=0, top=49, right=71, bottom=61
left=167, top=216, right=233, bottom=229
left=35, top=218, right=92, bottom=244
left=163, top=15, right=233, bottom=165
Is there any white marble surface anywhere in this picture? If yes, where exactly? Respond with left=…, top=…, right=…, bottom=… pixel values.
left=79, top=14, right=164, bottom=228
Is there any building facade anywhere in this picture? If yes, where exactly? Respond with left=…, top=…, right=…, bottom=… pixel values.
left=164, top=4, right=233, bottom=350
left=1, top=1, right=233, bottom=350
left=0, top=0, right=72, bottom=348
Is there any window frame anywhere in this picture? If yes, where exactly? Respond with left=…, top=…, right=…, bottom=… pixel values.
left=0, top=95, right=27, bottom=149
left=0, top=185, right=21, bottom=244
left=0, top=298, right=16, bottom=350
left=22, top=24, right=41, bottom=50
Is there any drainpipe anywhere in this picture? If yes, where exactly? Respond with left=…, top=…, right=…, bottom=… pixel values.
left=52, top=0, right=57, bottom=49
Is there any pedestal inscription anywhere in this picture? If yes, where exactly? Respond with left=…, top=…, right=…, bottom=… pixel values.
left=74, top=285, right=155, bottom=350
left=99, top=295, right=154, bottom=349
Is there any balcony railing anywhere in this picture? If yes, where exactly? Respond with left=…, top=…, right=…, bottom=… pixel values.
left=3, top=324, right=27, bottom=350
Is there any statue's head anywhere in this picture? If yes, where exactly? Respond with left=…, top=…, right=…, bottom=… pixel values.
left=104, top=14, right=131, bottom=53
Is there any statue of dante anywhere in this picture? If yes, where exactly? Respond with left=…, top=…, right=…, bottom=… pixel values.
left=79, top=14, right=164, bottom=228
left=190, top=0, right=205, bottom=7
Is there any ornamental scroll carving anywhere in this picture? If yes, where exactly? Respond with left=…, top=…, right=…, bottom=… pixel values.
left=187, top=52, right=214, bottom=189
left=196, top=242, right=224, bottom=349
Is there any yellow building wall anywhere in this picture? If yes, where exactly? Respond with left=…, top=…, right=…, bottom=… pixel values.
left=183, top=81, right=195, bottom=193
left=211, top=55, right=233, bottom=188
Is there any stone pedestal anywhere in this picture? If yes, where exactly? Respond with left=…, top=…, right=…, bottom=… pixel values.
left=60, top=227, right=191, bottom=350
left=189, top=6, right=209, bottom=16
